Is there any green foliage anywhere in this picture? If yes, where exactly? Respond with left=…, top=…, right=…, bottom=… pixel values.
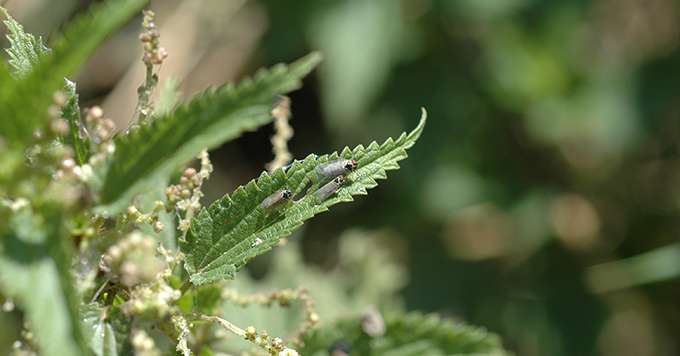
left=299, top=312, right=508, bottom=356
left=219, top=233, right=407, bottom=353
left=0, top=0, right=148, bottom=146
left=181, top=110, right=426, bottom=286
left=154, top=76, right=181, bottom=117
left=81, top=304, right=119, bottom=356
left=0, top=59, right=11, bottom=115
left=0, top=207, right=87, bottom=356
left=62, top=80, right=90, bottom=165
left=215, top=236, right=508, bottom=355
left=0, top=2, right=510, bottom=355
left=135, top=182, right=177, bottom=250
left=96, top=53, right=322, bottom=215
left=0, top=6, right=50, bottom=76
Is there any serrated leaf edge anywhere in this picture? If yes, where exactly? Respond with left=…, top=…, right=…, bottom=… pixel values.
left=183, top=109, right=427, bottom=285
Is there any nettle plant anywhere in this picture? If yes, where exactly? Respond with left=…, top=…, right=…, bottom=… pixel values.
left=0, top=2, right=509, bottom=356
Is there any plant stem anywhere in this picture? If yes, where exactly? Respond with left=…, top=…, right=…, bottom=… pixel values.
left=200, top=315, right=246, bottom=337
left=179, top=280, right=192, bottom=295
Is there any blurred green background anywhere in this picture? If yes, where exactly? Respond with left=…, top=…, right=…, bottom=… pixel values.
left=3, top=0, right=680, bottom=355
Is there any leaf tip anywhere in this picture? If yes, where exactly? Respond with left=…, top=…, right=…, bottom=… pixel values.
left=417, top=107, right=428, bottom=131
left=304, top=51, right=324, bottom=66
left=291, top=51, right=323, bottom=77
left=406, top=107, right=427, bottom=144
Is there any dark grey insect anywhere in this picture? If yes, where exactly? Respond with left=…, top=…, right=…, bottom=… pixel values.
left=316, top=159, right=358, bottom=180
left=259, top=189, right=292, bottom=210
left=314, top=175, right=346, bottom=201
left=328, top=340, right=351, bottom=356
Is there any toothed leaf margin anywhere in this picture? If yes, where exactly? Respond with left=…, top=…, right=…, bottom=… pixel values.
left=181, top=109, right=427, bottom=285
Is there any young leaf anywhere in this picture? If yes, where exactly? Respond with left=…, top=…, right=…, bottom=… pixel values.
left=96, top=53, right=322, bottom=215
left=299, top=311, right=509, bottom=355
left=1, top=6, right=50, bottom=76
left=62, top=79, right=91, bottom=165
left=181, top=109, right=426, bottom=286
left=0, top=0, right=148, bottom=146
left=0, top=208, right=88, bottom=356
left=81, top=304, right=119, bottom=356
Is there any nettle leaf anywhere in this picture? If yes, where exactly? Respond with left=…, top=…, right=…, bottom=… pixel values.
left=81, top=303, right=134, bottom=356
left=0, top=208, right=88, bottom=356
left=0, top=60, right=10, bottom=103
left=0, top=0, right=148, bottom=145
left=1, top=6, right=50, bottom=76
left=81, top=304, right=119, bottom=356
left=299, top=311, right=509, bottom=356
left=181, top=110, right=426, bottom=286
left=154, top=76, right=181, bottom=116
left=62, top=79, right=91, bottom=165
left=96, top=53, right=322, bottom=215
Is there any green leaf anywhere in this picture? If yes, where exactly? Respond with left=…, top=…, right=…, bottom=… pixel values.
left=154, top=76, right=181, bottom=117
left=0, top=10, right=28, bottom=141
left=1, top=6, right=50, bottom=76
left=181, top=109, right=426, bottom=286
left=0, top=55, right=10, bottom=78
left=0, top=59, right=11, bottom=110
left=0, top=207, right=88, bottom=356
left=299, top=311, right=509, bottom=355
left=81, top=304, right=119, bottom=356
left=0, top=0, right=148, bottom=146
left=96, top=52, right=322, bottom=215
left=62, top=79, right=91, bottom=165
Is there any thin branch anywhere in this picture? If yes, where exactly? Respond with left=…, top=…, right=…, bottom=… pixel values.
left=200, top=315, right=245, bottom=338
left=199, top=314, right=298, bottom=355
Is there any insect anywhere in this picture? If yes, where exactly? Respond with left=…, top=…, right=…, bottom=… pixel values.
left=314, top=175, right=345, bottom=201
left=259, top=189, right=292, bottom=210
left=251, top=237, right=263, bottom=248
left=316, top=159, right=358, bottom=180
left=328, top=340, right=351, bottom=356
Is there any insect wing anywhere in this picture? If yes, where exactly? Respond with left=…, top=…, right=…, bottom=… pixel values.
left=260, top=189, right=292, bottom=210
left=316, top=159, right=357, bottom=179
left=314, top=176, right=345, bottom=201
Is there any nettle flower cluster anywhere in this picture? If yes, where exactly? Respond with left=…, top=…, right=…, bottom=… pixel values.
left=166, top=150, right=213, bottom=233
